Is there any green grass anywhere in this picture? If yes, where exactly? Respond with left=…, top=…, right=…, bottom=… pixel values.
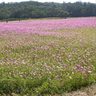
left=0, top=27, right=96, bottom=95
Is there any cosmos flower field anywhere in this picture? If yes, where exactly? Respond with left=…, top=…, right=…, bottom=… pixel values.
left=0, top=17, right=96, bottom=95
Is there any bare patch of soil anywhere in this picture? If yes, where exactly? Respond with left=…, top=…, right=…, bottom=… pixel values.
left=64, top=84, right=96, bottom=96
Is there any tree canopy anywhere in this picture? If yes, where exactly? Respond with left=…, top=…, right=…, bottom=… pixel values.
left=0, top=1, right=96, bottom=20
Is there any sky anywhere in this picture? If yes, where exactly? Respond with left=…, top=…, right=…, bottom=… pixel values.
left=0, top=0, right=96, bottom=3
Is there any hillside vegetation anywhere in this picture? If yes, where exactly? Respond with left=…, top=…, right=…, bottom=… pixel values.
left=0, top=1, right=96, bottom=20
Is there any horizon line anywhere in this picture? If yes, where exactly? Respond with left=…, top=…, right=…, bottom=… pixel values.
left=0, top=0, right=96, bottom=4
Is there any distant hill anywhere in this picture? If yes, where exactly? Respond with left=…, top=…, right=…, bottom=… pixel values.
left=0, top=1, right=96, bottom=20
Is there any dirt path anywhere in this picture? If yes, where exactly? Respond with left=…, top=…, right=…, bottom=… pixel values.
left=64, top=84, right=96, bottom=96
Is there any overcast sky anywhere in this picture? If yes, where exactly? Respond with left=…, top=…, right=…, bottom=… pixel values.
left=0, top=0, right=96, bottom=3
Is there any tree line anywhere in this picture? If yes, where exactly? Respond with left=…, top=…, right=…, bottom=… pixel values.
left=0, top=1, right=96, bottom=20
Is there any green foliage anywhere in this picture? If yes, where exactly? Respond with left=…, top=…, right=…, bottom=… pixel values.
left=0, top=26, right=96, bottom=95
left=0, top=1, right=96, bottom=20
